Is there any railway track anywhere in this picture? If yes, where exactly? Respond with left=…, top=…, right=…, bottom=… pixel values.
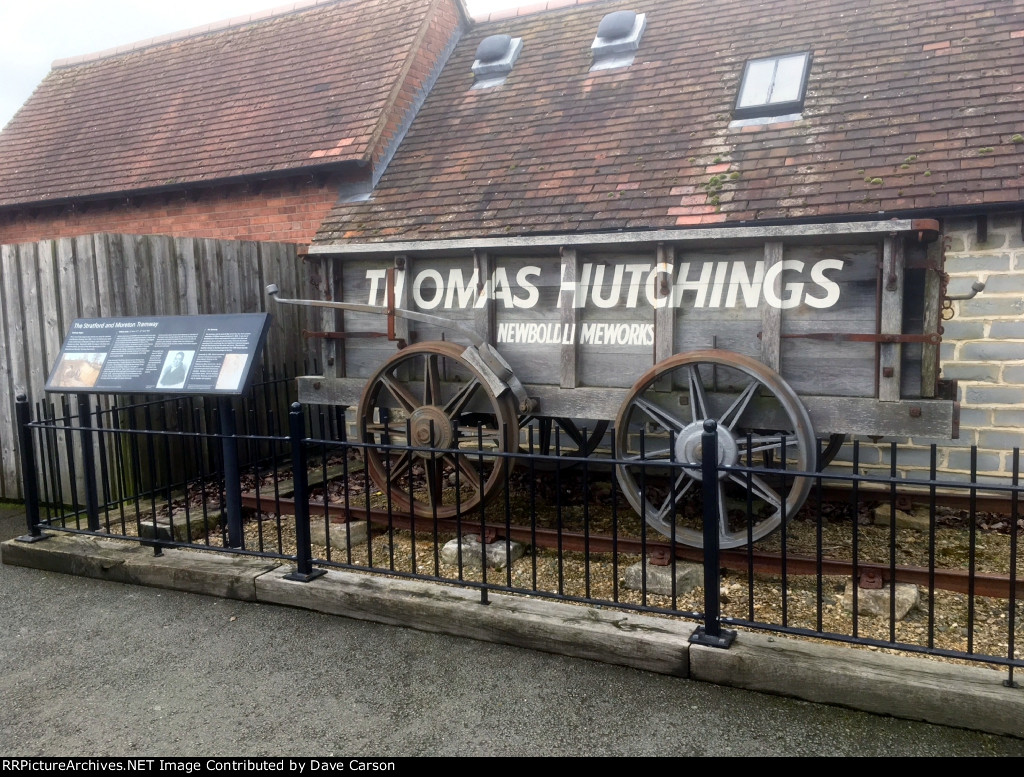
left=239, top=488, right=1023, bottom=601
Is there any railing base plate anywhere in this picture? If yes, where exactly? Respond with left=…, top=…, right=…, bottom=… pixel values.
left=284, top=568, right=328, bottom=583
left=16, top=533, right=50, bottom=544
left=689, top=626, right=737, bottom=648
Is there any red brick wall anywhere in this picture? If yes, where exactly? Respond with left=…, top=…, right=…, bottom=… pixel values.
left=371, top=0, right=464, bottom=170
left=0, top=175, right=346, bottom=245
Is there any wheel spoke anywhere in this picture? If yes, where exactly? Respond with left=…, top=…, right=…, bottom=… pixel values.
left=648, top=471, right=696, bottom=522
left=443, top=377, right=482, bottom=417
left=424, top=354, right=442, bottom=406
left=453, top=453, right=485, bottom=496
left=715, top=481, right=733, bottom=544
left=363, top=420, right=409, bottom=442
left=389, top=449, right=414, bottom=481
left=740, top=435, right=800, bottom=458
left=720, top=380, right=760, bottom=431
left=727, top=471, right=784, bottom=510
left=631, top=395, right=686, bottom=434
left=423, top=456, right=446, bottom=507
left=686, top=364, right=710, bottom=422
left=456, top=425, right=505, bottom=448
left=620, top=447, right=674, bottom=461
left=377, top=373, right=421, bottom=414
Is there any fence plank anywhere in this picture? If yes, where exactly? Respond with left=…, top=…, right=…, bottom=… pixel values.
left=222, top=240, right=243, bottom=314
left=239, top=241, right=262, bottom=315
left=122, top=236, right=147, bottom=316
left=93, top=234, right=117, bottom=318
left=103, top=235, right=129, bottom=318
left=18, top=243, right=49, bottom=420
left=197, top=238, right=222, bottom=314
left=0, top=234, right=310, bottom=497
left=0, top=244, right=23, bottom=497
left=75, top=235, right=101, bottom=319
left=56, top=238, right=81, bottom=324
left=176, top=238, right=201, bottom=316
left=150, top=236, right=173, bottom=316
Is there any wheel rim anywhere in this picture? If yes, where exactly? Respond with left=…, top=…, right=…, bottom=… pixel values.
left=614, top=349, right=815, bottom=549
left=358, top=341, right=518, bottom=518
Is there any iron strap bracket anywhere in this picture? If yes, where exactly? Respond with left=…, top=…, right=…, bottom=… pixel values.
left=302, top=330, right=387, bottom=340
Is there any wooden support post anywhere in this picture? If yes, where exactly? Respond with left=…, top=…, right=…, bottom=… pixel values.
left=654, top=243, right=675, bottom=365
left=761, top=241, right=783, bottom=372
left=920, top=239, right=942, bottom=398
left=879, top=236, right=905, bottom=402
left=559, top=247, right=580, bottom=389
left=473, top=250, right=495, bottom=345
left=392, top=255, right=410, bottom=345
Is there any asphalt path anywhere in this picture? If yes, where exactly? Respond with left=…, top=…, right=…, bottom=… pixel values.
left=1, top=504, right=1023, bottom=757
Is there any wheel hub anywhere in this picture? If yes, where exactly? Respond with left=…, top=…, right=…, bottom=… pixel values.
left=408, top=406, right=454, bottom=455
left=674, top=421, right=738, bottom=480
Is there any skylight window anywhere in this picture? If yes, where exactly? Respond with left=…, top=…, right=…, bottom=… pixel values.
left=471, top=34, right=523, bottom=89
left=734, top=52, right=810, bottom=120
left=590, top=10, right=646, bottom=71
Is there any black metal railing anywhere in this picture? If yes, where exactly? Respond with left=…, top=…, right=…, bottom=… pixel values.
left=13, top=393, right=1024, bottom=688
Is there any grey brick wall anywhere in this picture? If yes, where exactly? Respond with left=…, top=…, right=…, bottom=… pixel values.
left=828, top=215, right=1024, bottom=485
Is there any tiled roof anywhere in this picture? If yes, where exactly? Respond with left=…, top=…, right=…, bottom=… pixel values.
left=314, top=0, right=1024, bottom=245
left=0, top=0, right=463, bottom=208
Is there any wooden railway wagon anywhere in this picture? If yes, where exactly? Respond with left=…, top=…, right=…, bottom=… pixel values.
left=272, top=219, right=962, bottom=548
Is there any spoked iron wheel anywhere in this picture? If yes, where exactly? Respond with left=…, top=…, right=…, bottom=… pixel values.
left=357, top=341, right=518, bottom=518
left=614, top=349, right=815, bottom=549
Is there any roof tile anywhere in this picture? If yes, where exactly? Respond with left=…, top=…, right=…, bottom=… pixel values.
left=0, top=0, right=464, bottom=207
left=315, top=0, right=1024, bottom=245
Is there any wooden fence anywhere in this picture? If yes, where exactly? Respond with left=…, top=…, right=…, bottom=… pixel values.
left=0, top=234, right=318, bottom=500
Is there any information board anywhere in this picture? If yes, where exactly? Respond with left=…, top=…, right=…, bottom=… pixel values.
left=45, top=314, right=272, bottom=396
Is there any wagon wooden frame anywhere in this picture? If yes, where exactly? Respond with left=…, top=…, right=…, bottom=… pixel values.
left=274, top=218, right=961, bottom=548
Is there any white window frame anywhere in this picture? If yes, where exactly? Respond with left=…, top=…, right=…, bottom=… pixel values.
left=734, top=52, right=811, bottom=120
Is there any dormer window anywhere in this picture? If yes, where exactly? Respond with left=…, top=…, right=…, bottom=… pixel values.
left=734, top=52, right=811, bottom=120
left=471, top=34, right=523, bottom=89
left=590, top=10, right=646, bottom=71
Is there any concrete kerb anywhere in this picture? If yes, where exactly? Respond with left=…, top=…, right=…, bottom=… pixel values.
left=3, top=531, right=1023, bottom=739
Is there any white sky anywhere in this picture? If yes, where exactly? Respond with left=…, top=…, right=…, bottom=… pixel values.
left=0, top=0, right=522, bottom=131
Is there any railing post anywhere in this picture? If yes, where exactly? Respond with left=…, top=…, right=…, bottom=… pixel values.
left=218, top=397, right=244, bottom=549
left=78, top=393, right=100, bottom=531
left=15, top=394, right=47, bottom=543
left=285, top=402, right=325, bottom=582
left=690, top=418, right=736, bottom=648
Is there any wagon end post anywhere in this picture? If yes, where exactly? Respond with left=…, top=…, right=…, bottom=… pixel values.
left=689, top=419, right=737, bottom=649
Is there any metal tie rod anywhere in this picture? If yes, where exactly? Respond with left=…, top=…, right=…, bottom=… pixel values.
left=264, top=284, right=485, bottom=347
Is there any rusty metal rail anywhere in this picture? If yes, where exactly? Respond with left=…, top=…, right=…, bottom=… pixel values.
left=240, top=492, right=1024, bottom=601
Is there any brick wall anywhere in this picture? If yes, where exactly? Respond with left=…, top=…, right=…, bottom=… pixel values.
left=0, top=175, right=348, bottom=245
left=370, top=0, right=464, bottom=173
left=830, top=213, right=1024, bottom=484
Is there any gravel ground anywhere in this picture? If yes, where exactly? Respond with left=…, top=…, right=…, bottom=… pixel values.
left=102, top=456, right=1024, bottom=673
